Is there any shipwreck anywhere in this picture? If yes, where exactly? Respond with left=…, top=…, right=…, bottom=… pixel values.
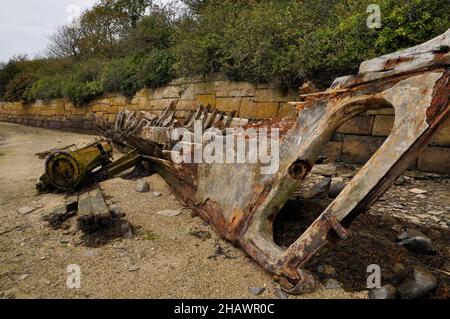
left=40, top=30, right=449, bottom=294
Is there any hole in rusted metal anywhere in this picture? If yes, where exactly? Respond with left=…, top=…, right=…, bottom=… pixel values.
left=288, top=159, right=312, bottom=180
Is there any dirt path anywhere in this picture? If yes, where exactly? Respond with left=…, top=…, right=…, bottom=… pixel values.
left=0, top=122, right=366, bottom=299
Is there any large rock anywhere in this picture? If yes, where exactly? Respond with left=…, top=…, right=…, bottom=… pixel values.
left=397, top=228, right=437, bottom=255
left=306, top=177, right=331, bottom=199
left=397, top=228, right=426, bottom=241
left=328, top=181, right=347, bottom=198
left=368, top=285, right=397, bottom=299
left=397, top=267, right=438, bottom=299
left=399, top=237, right=437, bottom=255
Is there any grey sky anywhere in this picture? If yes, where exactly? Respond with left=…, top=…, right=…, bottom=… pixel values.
left=0, top=0, right=96, bottom=62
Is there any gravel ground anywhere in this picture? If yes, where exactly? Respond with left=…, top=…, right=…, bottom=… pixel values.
left=0, top=122, right=448, bottom=299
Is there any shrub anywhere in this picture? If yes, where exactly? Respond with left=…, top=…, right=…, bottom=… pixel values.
left=62, top=79, right=103, bottom=106
left=137, top=49, right=175, bottom=88
left=0, top=56, right=27, bottom=100
left=174, top=0, right=449, bottom=88
left=3, top=74, right=34, bottom=102
left=26, top=76, right=64, bottom=102
left=62, top=60, right=105, bottom=105
left=101, top=56, right=144, bottom=97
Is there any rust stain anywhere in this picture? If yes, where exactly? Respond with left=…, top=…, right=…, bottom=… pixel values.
left=383, top=56, right=414, bottom=70
left=426, top=70, right=450, bottom=123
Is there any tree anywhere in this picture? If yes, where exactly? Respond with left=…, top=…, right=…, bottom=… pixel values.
left=0, top=55, right=27, bottom=99
left=46, top=25, right=83, bottom=58
left=78, top=0, right=153, bottom=58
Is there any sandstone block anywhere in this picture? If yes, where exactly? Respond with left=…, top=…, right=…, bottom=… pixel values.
left=256, top=102, right=279, bottom=119
left=216, top=97, right=242, bottom=112
left=341, top=135, right=385, bottom=164
left=278, top=103, right=298, bottom=118
left=196, top=94, right=216, bottom=107
left=431, top=116, right=450, bottom=146
left=372, top=115, right=395, bottom=137
left=417, top=146, right=450, bottom=174
left=239, top=98, right=257, bottom=119
left=337, top=116, right=374, bottom=135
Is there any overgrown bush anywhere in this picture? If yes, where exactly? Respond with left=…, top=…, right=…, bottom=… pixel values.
left=174, top=0, right=449, bottom=88
left=61, top=60, right=105, bottom=106
left=0, top=56, right=25, bottom=100
left=137, top=49, right=175, bottom=88
left=26, top=76, right=65, bottom=102
left=101, top=55, right=144, bottom=97
left=63, top=79, right=103, bottom=106
left=3, top=75, right=34, bottom=102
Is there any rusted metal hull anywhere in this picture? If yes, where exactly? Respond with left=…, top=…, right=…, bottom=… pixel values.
left=95, top=30, right=450, bottom=294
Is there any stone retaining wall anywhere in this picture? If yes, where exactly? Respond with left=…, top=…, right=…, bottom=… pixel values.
left=1, top=76, right=449, bottom=173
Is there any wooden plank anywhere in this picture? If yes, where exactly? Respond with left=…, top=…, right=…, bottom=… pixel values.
left=77, top=192, right=92, bottom=217
left=89, top=188, right=109, bottom=217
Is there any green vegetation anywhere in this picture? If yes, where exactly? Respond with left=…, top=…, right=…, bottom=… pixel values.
left=0, top=0, right=448, bottom=105
left=143, top=230, right=159, bottom=241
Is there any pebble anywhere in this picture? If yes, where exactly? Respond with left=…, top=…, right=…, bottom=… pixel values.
left=311, top=164, right=337, bottom=177
left=426, top=210, right=443, bottom=216
left=156, top=209, right=182, bottom=217
left=18, top=274, right=29, bottom=281
left=128, top=265, right=140, bottom=272
left=368, top=285, right=397, bottom=299
left=397, top=267, right=438, bottom=299
left=324, top=278, right=341, bottom=289
left=409, top=188, right=427, bottom=194
left=153, top=192, right=162, bottom=197
left=135, top=179, right=150, bottom=193
left=402, top=216, right=421, bottom=224
left=83, top=250, right=99, bottom=258
left=273, top=288, right=289, bottom=299
left=249, top=287, right=266, bottom=296
left=394, top=176, right=406, bottom=186
left=109, top=205, right=126, bottom=218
